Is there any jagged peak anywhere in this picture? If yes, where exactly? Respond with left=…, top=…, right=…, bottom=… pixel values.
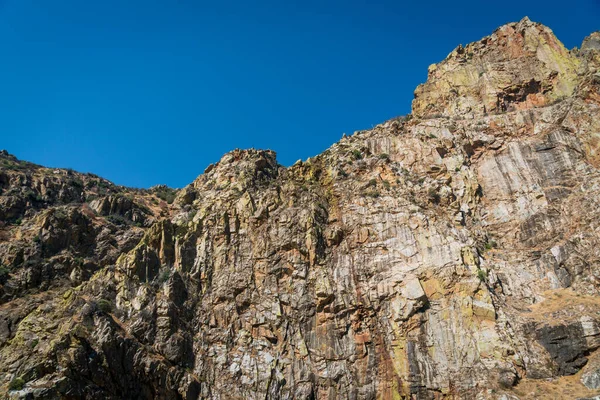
left=582, top=31, right=600, bottom=52
left=412, top=18, right=580, bottom=119
left=201, top=148, right=278, bottom=175
left=183, top=148, right=279, bottom=198
left=0, top=150, right=18, bottom=161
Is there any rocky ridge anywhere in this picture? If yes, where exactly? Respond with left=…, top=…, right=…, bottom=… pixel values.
left=1, top=17, right=600, bottom=399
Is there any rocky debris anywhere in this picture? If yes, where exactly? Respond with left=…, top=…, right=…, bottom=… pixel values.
left=1, top=18, right=600, bottom=400
left=582, top=366, right=600, bottom=390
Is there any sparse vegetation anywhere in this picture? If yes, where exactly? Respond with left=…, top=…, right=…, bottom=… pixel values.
left=378, top=153, right=389, bottom=161
left=477, top=269, right=488, bottom=282
left=96, top=299, right=113, bottom=314
left=351, top=150, right=363, bottom=160
left=152, top=185, right=177, bottom=204
left=158, top=269, right=171, bottom=283
left=427, top=188, right=441, bottom=204
left=0, top=265, right=10, bottom=283
left=8, top=377, right=25, bottom=391
left=484, top=240, right=497, bottom=251
left=106, top=214, right=129, bottom=226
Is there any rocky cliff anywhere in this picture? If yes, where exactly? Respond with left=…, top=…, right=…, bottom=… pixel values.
left=1, top=17, right=600, bottom=400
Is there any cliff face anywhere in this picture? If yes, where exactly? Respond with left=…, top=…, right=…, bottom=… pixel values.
left=1, top=18, right=600, bottom=400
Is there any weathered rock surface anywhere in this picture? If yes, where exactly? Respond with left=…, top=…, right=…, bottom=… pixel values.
left=2, top=17, right=600, bottom=400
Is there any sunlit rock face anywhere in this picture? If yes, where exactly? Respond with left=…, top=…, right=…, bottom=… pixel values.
left=1, top=18, right=600, bottom=400
left=412, top=17, right=581, bottom=118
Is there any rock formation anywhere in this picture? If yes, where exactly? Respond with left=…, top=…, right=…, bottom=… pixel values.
left=1, top=17, right=600, bottom=399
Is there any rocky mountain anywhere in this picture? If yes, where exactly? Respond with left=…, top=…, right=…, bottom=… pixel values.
left=1, top=17, right=600, bottom=400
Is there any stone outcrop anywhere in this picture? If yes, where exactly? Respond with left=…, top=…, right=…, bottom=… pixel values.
left=412, top=17, right=580, bottom=118
left=1, top=17, right=600, bottom=400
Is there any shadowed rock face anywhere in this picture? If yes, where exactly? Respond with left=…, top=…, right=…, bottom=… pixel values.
left=1, top=18, right=600, bottom=400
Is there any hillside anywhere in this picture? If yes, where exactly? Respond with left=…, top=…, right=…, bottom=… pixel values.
left=1, top=18, right=600, bottom=400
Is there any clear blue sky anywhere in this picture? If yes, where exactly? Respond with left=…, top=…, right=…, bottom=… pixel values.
left=1, top=0, right=598, bottom=188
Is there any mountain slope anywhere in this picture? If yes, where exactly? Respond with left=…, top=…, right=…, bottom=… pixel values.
left=1, top=18, right=600, bottom=400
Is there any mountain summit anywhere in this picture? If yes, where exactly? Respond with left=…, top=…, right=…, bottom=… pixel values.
left=1, top=19, right=600, bottom=399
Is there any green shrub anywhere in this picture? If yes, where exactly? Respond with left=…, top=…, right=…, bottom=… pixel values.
left=158, top=269, right=171, bottom=283
left=8, top=377, right=24, bottom=391
left=152, top=185, right=178, bottom=204
left=351, top=150, right=362, bottom=160
left=96, top=299, right=113, bottom=314
left=484, top=240, right=497, bottom=251
left=106, top=214, right=129, bottom=226
left=378, top=153, right=389, bottom=160
left=0, top=265, right=10, bottom=283
left=477, top=269, right=488, bottom=282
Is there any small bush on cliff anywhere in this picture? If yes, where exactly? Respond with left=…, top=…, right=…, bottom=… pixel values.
left=427, top=188, right=441, bottom=204
left=364, top=190, right=380, bottom=198
left=106, top=214, right=129, bottom=226
left=8, top=377, right=24, bottom=391
left=477, top=269, right=488, bottom=282
left=96, top=299, right=113, bottom=314
left=0, top=265, right=10, bottom=283
left=484, top=240, right=497, bottom=251
left=152, top=185, right=177, bottom=204
left=158, top=269, right=171, bottom=283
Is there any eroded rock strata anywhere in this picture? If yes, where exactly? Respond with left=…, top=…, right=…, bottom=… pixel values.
left=2, top=17, right=600, bottom=400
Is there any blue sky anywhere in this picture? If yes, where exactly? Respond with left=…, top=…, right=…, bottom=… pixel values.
left=1, top=0, right=598, bottom=188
